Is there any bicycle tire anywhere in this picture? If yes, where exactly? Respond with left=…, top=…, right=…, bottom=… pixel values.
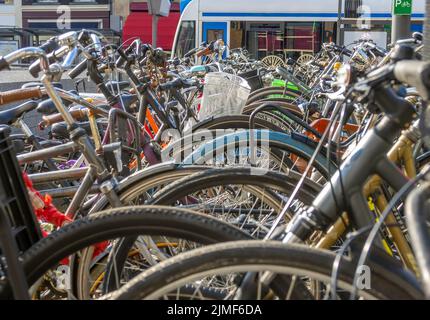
left=150, top=167, right=321, bottom=208
left=89, top=163, right=209, bottom=213
left=192, top=114, right=285, bottom=131
left=247, top=87, right=301, bottom=105
left=98, top=166, right=321, bottom=295
left=183, top=129, right=337, bottom=179
left=0, top=206, right=253, bottom=299
left=108, top=240, right=423, bottom=300
left=243, top=101, right=303, bottom=117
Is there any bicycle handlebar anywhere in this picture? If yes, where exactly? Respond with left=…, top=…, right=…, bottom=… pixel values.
left=184, top=47, right=199, bottom=58
left=28, top=30, right=103, bottom=78
left=29, top=45, right=75, bottom=78
left=69, top=57, right=88, bottom=79
left=42, top=108, right=88, bottom=126
left=0, top=47, right=50, bottom=76
left=39, top=38, right=59, bottom=54
left=0, top=86, right=43, bottom=106
left=394, top=60, right=430, bottom=100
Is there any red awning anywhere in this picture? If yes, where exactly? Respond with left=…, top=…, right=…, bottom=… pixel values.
left=122, top=11, right=180, bottom=50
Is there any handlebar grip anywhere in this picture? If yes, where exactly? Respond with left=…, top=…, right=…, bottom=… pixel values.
left=0, top=57, right=10, bottom=71
left=394, top=61, right=430, bottom=100
left=196, top=47, right=211, bottom=57
left=0, top=87, right=43, bottom=106
left=42, top=109, right=87, bottom=126
left=69, top=58, right=88, bottom=79
left=372, top=47, right=386, bottom=58
left=29, top=55, right=57, bottom=78
left=39, top=38, right=59, bottom=54
left=343, top=48, right=353, bottom=57
left=159, top=79, right=180, bottom=91
left=184, top=48, right=198, bottom=58
left=115, top=48, right=129, bottom=68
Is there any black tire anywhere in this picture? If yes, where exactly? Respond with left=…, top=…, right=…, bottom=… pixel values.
left=243, top=101, right=303, bottom=117
left=178, top=129, right=336, bottom=179
left=89, top=164, right=210, bottom=213
left=192, top=114, right=285, bottom=131
left=151, top=167, right=321, bottom=208
left=108, top=240, right=424, bottom=300
left=242, top=101, right=304, bottom=132
left=0, top=206, right=252, bottom=299
left=247, top=87, right=301, bottom=105
left=104, top=167, right=321, bottom=295
left=166, top=115, right=288, bottom=162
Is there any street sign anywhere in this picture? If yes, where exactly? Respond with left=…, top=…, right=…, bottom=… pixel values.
left=148, top=0, right=171, bottom=17
left=393, top=0, right=413, bottom=16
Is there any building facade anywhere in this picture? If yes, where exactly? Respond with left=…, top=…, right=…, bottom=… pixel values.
left=0, top=0, right=21, bottom=27
left=0, top=0, right=23, bottom=56
left=22, top=0, right=110, bottom=30
left=21, top=0, right=113, bottom=43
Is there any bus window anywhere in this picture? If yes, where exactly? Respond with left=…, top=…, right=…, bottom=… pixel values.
left=175, top=21, right=196, bottom=58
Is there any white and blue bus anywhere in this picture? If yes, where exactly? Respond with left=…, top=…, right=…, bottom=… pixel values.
left=173, top=0, right=425, bottom=59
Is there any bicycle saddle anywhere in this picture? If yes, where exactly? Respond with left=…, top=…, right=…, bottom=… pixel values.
left=0, top=101, right=38, bottom=125
left=36, top=91, right=77, bottom=115
left=159, top=77, right=198, bottom=91
left=117, top=93, right=138, bottom=112
left=51, top=121, right=103, bottom=140
left=297, top=101, right=319, bottom=115
left=285, top=58, right=296, bottom=66
left=276, top=66, right=292, bottom=81
left=37, top=99, right=58, bottom=115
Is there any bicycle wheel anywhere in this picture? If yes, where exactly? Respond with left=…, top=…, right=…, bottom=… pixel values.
left=0, top=206, right=253, bottom=300
left=243, top=101, right=305, bottom=131
left=95, top=166, right=321, bottom=297
left=192, top=114, right=285, bottom=132
left=246, top=87, right=301, bottom=105
left=150, top=167, right=321, bottom=236
left=182, top=129, right=336, bottom=181
left=108, top=240, right=423, bottom=300
left=59, top=165, right=222, bottom=298
left=168, top=134, right=297, bottom=174
left=88, top=163, right=209, bottom=213
left=243, top=101, right=303, bottom=117
left=89, top=166, right=321, bottom=292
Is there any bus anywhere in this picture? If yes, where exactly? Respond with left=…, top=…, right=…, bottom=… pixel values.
left=172, top=0, right=425, bottom=60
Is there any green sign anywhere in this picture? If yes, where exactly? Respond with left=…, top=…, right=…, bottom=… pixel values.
left=393, top=0, right=413, bottom=16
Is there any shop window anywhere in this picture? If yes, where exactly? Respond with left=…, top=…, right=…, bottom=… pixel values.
left=230, top=21, right=245, bottom=49
left=206, top=29, right=224, bottom=43
left=285, top=22, right=321, bottom=54
left=174, top=20, right=195, bottom=58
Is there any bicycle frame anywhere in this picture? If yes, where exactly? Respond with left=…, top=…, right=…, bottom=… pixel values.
left=315, top=120, right=421, bottom=271
left=1, top=47, right=123, bottom=210
left=281, top=85, right=416, bottom=252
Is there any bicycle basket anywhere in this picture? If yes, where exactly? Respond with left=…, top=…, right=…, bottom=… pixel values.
left=238, top=69, right=264, bottom=92
left=199, top=72, right=251, bottom=121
